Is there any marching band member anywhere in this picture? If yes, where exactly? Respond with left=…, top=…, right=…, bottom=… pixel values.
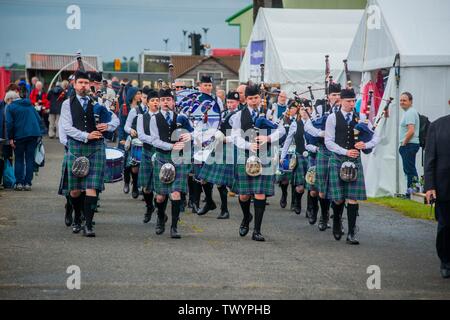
left=197, top=91, right=240, bottom=219
left=150, top=89, right=192, bottom=238
left=304, top=82, right=341, bottom=232
left=230, top=84, right=286, bottom=241
left=136, top=88, right=160, bottom=224
left=325, top=88, right=379, bottom=245
left=279, top=99, right=309, bottom=215
left=59, top=71, right=115, bottom=237
left=123, top=87, right=143, bottom=199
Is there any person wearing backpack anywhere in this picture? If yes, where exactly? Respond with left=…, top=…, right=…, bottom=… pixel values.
left=398, top=92, right=420, bottom=198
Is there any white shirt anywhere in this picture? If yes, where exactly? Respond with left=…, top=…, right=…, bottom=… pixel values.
left=280, top=119, right=318, bottom=160
left=325, top=109, right=379, bottom=156
left=229, top=106, right=286, bottom=151
left=125, top=104, right=148, bottom=134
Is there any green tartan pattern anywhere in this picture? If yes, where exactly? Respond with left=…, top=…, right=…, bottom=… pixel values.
left=292, top=154, right=309, bottom=187
left=152, top=151, right=190, bottom=195
left=138, top=147, right=154, bottom=191
left=328, top=153, right=367, bottom=201
left=305, top=154, right=318, bottom=191
left=316, top=144, right=332, bottom=195
left=276, top=171, right=293, bottom=183
left=62, top=139, right=105, bottom=193
left=197, top=145, right=235, bottom=187
left=233, top=164, right=275, bottom=196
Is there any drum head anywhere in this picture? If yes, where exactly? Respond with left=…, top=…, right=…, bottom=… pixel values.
left=105, top=147, right=124, bottom=160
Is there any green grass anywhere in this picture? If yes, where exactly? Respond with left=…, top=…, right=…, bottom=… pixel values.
left=365, top=197, right=435, bottom=221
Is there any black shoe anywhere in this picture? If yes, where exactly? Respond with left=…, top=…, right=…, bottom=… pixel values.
left=280, top=194, right=287, bottom=209
left=72, top=223, right=82, bottom=234
left=252, top=231, right=265, bottom=242
left=155, top=222, right=165, bottom=235
left=440, top=263, right=450, bottom=279
left=65, top=204, right=73, bottom=227
left=191, top=202, right=199, bottom=214
left=131, top=185, right=139, bottom=199
left=294, top=205, right=302, bottom=215
left=308, top=209, right=318, bottom=225
left=123, top=183, right=130, bottom=194
left=217, top=210, right=230, bottom=219
left=170, top=227, right=181, bottom=239
left=83, top=226, right=96, bottom=237
left=143, top=211, right=152, bottom=224
left=346, top=233, right=360, bottom=245
left=187, top=200, right=194, bottom=209
left=239, top=214, right=253, bottom=237
left=333, top=218, right=343, bottom=241
left=318, top=218, right=328, bottom=231
left=197, top=201, right=217, bottom=216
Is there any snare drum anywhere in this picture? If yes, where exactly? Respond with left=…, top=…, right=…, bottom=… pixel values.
left=129, top=138, right=143, bottom=166
left=105, top=147, right=125, bottom=183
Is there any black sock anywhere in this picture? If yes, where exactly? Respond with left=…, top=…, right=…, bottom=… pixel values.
left=143, top=192, right=154, bottom=209
left=280, top=183, right=288, bottom=198
left=218, top=185, right=228, bottom=211
left=239, top=198, right=251, bottom=222
left=131, top=171, right=138, bottom=188
left=171, top=200, right=181, bottom=228
left=193, top=181, right=202, bottom=206
left=311, top=195, right=319, bottom=213
left=332, top=202, right=345, bottom=224
left=156, top=199, right=166, bottom=222
left=84, top=196, right=97, bottom=229
left=295, top=191, right=304, bottom=208
left=65, top=194, right=73, bottom=210
left=71, top=195, right=83, bottom=223
left=124, top=166, right=131, bottom=184
left=188, top=176, right=194, bottom=202
left=347, top=203, right=359, bottom=235
left=203, top=182, right=214, bottom=204
left=253, top=199, right=266, bottom=233
left=306, top=193, right=313, bottom=211
left=319, top=198, right=330, bottom=218
left=291, top=184, right=297, bottom=206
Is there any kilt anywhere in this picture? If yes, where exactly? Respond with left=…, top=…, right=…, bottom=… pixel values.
left=306, top=154, right=318, bottom=191
left=233, top=164, right=275, bottom=196
left=328, top=153, right=367, bottom=201
left=276, top=171, right=292, bottom=183
left=316, top=144, right=332, bottom=195
left=197, top=145, right=234, bottom=187
left=152, top=151, right=190, bottom=195
left=138, top=147, right=154, bottom=191
left=61, top=138, right=105, bottom=193
left=292, top=154, right=309, bottom=187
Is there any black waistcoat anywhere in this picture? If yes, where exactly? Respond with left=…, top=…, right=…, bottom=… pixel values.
left=131, top=105, right=146, bottom=131
left=142, top=112, right=153, bottom=151
left=155, top=111, right=178, bottom=153
left=70, top=95, right=96, bottom=133
left=294, top=120, right=306, bottom=155
left=335, top=111, right=359, bottom=150
left=219, top=110, right=236, bottom=134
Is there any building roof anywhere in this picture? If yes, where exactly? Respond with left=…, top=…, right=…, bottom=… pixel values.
left=26, top=53, right=101, bottom=71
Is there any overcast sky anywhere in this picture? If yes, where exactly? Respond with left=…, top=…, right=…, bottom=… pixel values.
left=0, top=0, right=251, bottom=64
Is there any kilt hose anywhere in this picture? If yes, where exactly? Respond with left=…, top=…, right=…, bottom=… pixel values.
left=292, top=154, right=309, bottom=188
left=328, top=153, right=367, bottom=201
left=305, top=153, right=318, bottom=192
left=138, top=147, right=154, bottom=191
left=152, top=151, right=190, bottom=195
left=197, top=144, right=234, bottom=187
left=316, top=144, right=332, bottom=196
left=60, top=138, right=106, bottom=194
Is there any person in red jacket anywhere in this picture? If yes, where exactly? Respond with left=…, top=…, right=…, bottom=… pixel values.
left=30, top=81, right=50, bottom=133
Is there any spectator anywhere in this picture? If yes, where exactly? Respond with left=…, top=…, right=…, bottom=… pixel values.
left=424, top=112, right=450, bottom=279
left=47, top=81, right=65, bottom=139
left=6, top=95, right=44, bottom=191
left=67, top=75, right=76, bottom=98
left=30, top=81, right=50, bottom=132
left=30, top=76, right=39, bottom=91
left=398, top=92, right=420, bottom=197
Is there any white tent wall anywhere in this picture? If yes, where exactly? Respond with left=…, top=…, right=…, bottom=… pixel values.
left=239, top=8, right=363, bottom=95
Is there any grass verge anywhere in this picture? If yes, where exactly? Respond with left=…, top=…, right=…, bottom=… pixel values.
left=365, top=197, right=435, bottom=221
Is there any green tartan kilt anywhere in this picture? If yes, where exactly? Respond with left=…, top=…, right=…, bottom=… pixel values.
left=316, top=144, right=332, bottom=196
left=138, top=147, right=154, bottom=191
left=152, top=151, right=190, bottom=195
left=305, top=154, right=318, bottom=191
left=233, top=164, right=275, bottom=196
left=292, top=154, right=309, bottom=187
left=328, top=153, right=367, bottom=201
left=198, top=145, right=234, bottom=187
left=61, top=138, right=105, bottom=193
left=276, top=171, right=292, bottom=183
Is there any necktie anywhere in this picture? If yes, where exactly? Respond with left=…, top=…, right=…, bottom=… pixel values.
left=251, top=110, right=258, bottom=123
left=345, top=113, right=352, bottom=125
left=81, top=97, right=88, bottom=112
left=165, top=112, right=172, bottom=125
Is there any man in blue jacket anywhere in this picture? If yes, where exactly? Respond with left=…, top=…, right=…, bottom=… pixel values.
left=6, top=97, right=44, bottom=191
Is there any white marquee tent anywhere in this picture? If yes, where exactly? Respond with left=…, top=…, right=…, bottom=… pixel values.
left=344, top=0, right=450, bottom=197
left=239, top=8, right=363, bottom=94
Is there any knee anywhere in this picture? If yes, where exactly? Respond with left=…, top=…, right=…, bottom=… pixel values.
left=334, top=200, right=345, bottom=205
left=296, top=186, right=305, bottom=193
left=70, top=190, right=81, bottom=198
left=85, top=189, right=97, bottom=197
left=239, top=195, right=250, bottom=202
left=156, top=195, right=166, bottom=203
left=310, top=191, right=318, bottom=197
left=254, top=194, right=266, bottom=200
left=347, top=199, right=358, bottom=205
left=171, top=192, right=181, bottom=200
